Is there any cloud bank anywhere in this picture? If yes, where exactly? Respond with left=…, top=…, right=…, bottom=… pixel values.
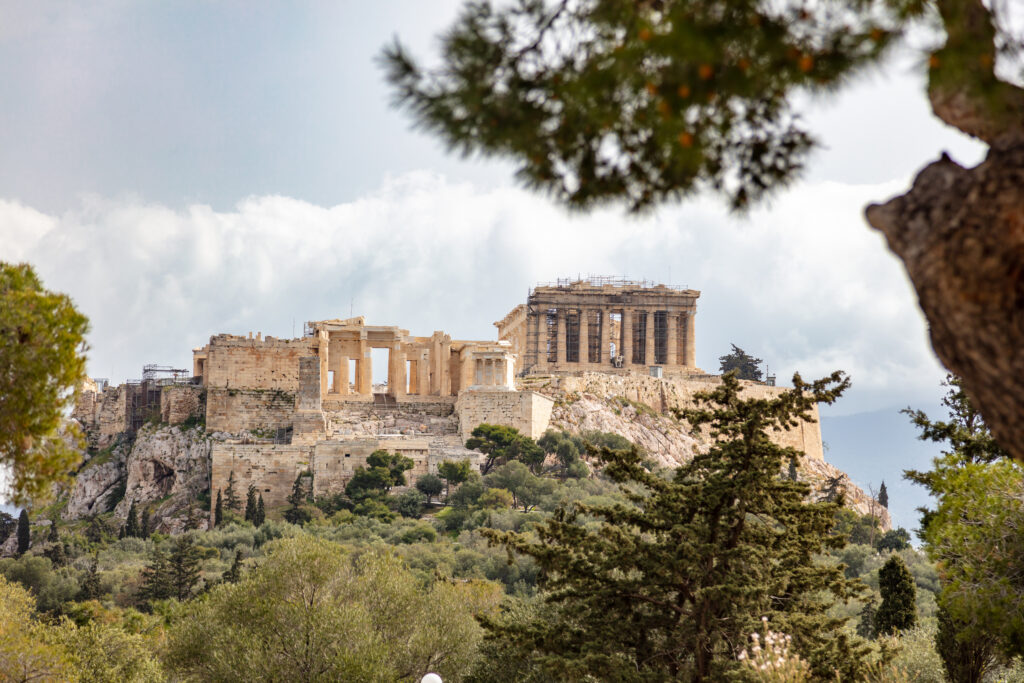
left=0, top=171, right=945, bottom=416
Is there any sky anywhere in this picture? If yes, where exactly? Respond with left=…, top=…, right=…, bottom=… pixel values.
left=0, top=2, right=990, bottom=531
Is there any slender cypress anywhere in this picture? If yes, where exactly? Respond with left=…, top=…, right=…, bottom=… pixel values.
left=16, top=509, right=29, bottom=555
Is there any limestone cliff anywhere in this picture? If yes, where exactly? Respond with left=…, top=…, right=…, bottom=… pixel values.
left=111, top=425, right=212, bottom=534
left=62, top=433, right=131, bottom=519
left=539, top=378, right=891, bottom=529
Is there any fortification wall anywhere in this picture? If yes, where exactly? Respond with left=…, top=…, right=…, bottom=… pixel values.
left=324, top=399, right=460, bottom=439
left=455, top=389, right=555, bottom=442
left=160, top=386, right=204, bottom=425
left=202, top=335, right=314, bottom=390
left=312, top=438, right=431, bottom=497
left=205, top=388, right=295, bottom=433
left=210, top=444, right=312, bottom=511
left=539, top=372, right=824, bottom=461
left=97, top=386, right=128, bottom=448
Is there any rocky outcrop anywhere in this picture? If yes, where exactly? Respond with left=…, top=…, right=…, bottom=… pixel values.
left=112, top=425, right=212, bottom=534
left=546, top=387, right=890, bottom=530
left=63, top=434, right=132, bottom=519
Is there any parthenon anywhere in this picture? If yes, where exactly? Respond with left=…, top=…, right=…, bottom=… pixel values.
left=496, top=277, right=701, bottom=376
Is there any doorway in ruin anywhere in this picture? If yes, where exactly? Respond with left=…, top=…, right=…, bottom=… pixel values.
left=348, top=359, right=357, bottom=393
left=371, top=347, right=390, bottom=395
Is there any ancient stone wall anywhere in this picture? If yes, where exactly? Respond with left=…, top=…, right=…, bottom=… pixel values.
left=455, top=389, right=555, bottom=442
left=201, top=334, right=314, bottom=390
left=97, top=386, right=128, bottom=448
left=312, top=438, right=431, bottom=497
left=160, top=386, right=204, bottom=425
left=210, top=444, right=312, bottom=511
left=205, top=388, right=295, bottom=433
left=324, top=399, right=459, bottom=439
left=540, top=372, right=824, bottom=461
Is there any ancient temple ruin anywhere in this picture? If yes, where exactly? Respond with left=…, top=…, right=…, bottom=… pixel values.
left=496, top=277, right=701, bottom=376
left=72, top=277, right=827, bottom=515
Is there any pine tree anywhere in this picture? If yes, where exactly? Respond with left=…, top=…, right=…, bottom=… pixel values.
left=224, top=471, right=241, bottom=512
left=125, top=501, right=140, bottom=538
left=223, top=549, right=244, bottom=584
left=878, top=480, right=889, bottom=509
left=875, top=555, right=917, bottom=635
left=480, top=372, right=867, bottom=680
left=214, top=489, right=223, bottom=527
left=139, top=547, right=174, bottom=603
left=168, top=536, right=203, bottom=601
left=140, top=508, right=151, bottom=539
left=717, top=344, right=764, bottom=381
left=16, top=509, right=29, bottom=556
left=244, top=484, right=257, bottom=523
left=254, top=495, right=265, bottom=527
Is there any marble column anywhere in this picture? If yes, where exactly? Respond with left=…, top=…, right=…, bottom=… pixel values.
left=644, top=311, right=655, bottom=366
left=666, top=313, right=678, bottom=367
left=684, top=311, right=696, bottom=367
left=621, top=308, right=633, bottom=365
left=535, top=311, right=549, bottom=371
left=556, top=309, right=567, bottom=366
left=599, top=309, right=610, bottom=365
left=579, top=308, right=589, bottom=366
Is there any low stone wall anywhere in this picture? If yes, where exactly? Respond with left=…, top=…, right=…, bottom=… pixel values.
left=205, top=388, right=295, bottom=433
left=160, top=386, right=204, bottom=425
left=455, top=389, right=555, bottom=442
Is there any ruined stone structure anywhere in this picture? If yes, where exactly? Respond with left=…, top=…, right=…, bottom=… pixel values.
left=72, top=277, right=839, bottom=522
left=497, top=277, right=701, bottom=376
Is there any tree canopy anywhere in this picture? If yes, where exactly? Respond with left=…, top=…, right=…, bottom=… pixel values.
left=717, top=343, right=764, bottom=381
left=0, top=262, right=90, bottom=505
left=480, top=371, right=867, bottom=680
left=383, top=0, right=1024, bottom=464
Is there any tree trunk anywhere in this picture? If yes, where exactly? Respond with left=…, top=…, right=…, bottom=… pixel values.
left=864, top=139, right=1024, bottom=463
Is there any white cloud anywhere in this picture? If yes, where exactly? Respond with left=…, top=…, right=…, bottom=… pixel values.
left=0, top=172, right=945, bottom=414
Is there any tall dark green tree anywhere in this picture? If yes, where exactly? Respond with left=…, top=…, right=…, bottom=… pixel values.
left=46, top=519, right=58, bottom=543
left=254, top=494, right=265, bottom=527
left=244, top=484, right=257, bottom=523
left=139, top=547, right=174, bottom=603
left=480, top=372, right=866, bottom=680
left=935, top=605, right=998, bottom=683
left=16, top=509, right=29, bottom=556
left=285, top=473, right=314, bottom=525
left=81, top=554, right=101, bottom=600
left=224, top=471, right=242, bottom=512
left=382, top=0, right=1024, bottom=467
left=140, top=507, right=151, bottom=539
left=344, top=451, right=414, bottom=506
left=214, top=489, right=223, bottom=527
left=717, top=344, right=764, bottom=381
left=222, top=549, right=244, bottom=584
left=874, top=555, right=917, bottom=635
left=125, top=501, right=140, bottom=538
left=878, top=480, right=889, bottom=509
left=168, top=536, right=203, bottom=601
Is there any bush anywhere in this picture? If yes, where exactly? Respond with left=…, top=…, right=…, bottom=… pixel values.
left=393, top=490, right=427, bottom=519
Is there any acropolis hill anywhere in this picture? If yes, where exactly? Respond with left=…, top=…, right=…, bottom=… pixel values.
left=66, top=277, right=887, bottom=531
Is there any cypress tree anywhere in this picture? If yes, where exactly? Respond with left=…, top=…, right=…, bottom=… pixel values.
left=118, top=525, right=125, bottom=539
left=875, top=555, right=917, bottom=635
left=224, top=471, right=241, bottom=512
left=47, top=521, right=59, bottom=543
left=878, top=480, right=889, bottom=509
left=255, top=494, right=265, bottom=527
left=81, top=555, right=101, bottom=600
left=126, top=501, right=140, bottom=538
left=936, top=605, right=997, bottom=683
left=223, top=549, right=244, bottom=584
left=244, top=484, right=257, bottom=523
left=214, top=489, right=223, bottom=527
left=16, top=509, right=29, bottom=555
left=140, top=508, right=151, bottom=539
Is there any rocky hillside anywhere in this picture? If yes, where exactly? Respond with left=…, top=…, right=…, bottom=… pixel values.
left=59, top=422, right=212, bottom=534
left=536, top=377, right=890, bottom=528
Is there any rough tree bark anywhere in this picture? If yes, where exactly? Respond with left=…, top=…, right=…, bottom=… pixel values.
left=865, top=1, right=1024, bottom=462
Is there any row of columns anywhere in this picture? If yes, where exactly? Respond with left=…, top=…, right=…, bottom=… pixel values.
left=535, top=308, right=695, bottom=369
left=318, top=331, right=455, bottom=398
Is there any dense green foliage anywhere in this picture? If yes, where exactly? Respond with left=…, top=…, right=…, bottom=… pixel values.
left=466, top=424, right=544, bottom=474
left=875, top=555, right=917, bottom=635
left=478, top=372, right=869, bottom=680
left=905, top=375, right=1024, bottom=665
left=1, top=262, right=90, bottom=505
left=717, top=344, right=763, bottom=381
left=17, top=509, right=30, bottom=556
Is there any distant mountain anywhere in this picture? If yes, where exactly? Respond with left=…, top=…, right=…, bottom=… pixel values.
left=820, top=408, right=944, bottom=539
